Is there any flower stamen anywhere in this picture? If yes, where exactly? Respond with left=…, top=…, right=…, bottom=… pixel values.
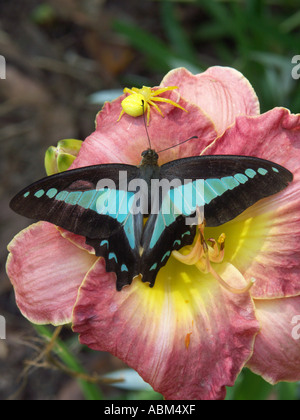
left=173, top=223, right=255, bottom=294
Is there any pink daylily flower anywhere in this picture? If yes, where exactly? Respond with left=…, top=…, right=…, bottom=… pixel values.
left=6, top=67, right=300, bottom=400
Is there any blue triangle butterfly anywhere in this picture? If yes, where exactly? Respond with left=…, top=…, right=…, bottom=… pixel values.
left=10, top=143, right=293, bottom=290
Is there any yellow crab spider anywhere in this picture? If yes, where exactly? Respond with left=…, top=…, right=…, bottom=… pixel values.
left=117, top=86, right=187, bottom=126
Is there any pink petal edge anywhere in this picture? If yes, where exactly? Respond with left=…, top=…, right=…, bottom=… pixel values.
left=72, top=259, right=259, bottom=400
left=161, top=67, right=260, bottom=136
left=7, top=222, right=97, bottom=325
left=247, top=296, right=300, bottom=383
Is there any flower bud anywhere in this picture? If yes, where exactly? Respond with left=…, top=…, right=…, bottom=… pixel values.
left=44, top=139, right=82, bottom=175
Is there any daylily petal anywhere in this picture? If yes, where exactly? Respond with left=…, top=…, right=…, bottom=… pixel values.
left=73, top=259, right=259, bottom=400
left=71, top=95, right=217, bottom=169
left=203, top=107, right=300, bottom=167
left=57, top=227, right=95, bottom=255
left=161, top=67, right=260, bottom=136
left=6, top=222, right=97, bottom=325
left=204, top=108, right=300, bottom=298
left=247, top=296, right=300, bottom=384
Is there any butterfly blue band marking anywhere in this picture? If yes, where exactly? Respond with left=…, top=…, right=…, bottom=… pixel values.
left=89, top=188, right=136, bottom=228
left=109, top=252, right=118, bottom=263
left=258, top=168, right=268, bottom=176
left=75, top=188, right=136, bottom=249
left=168, top=187, right=182, bottom=213
left=173, top=239, right=181, bottom=247
left=77, top=190, right=98, bottom=209
left=234, top=173, right=248, bottom=184
left=116, top=190, right=135, bottom=224
left=115, top=190, right=129, bottom=223
left=150, top=263, right=158, bottom=271
left=161, top=251, right=171, bottom=262
left=149, top=168, right=260, bottom=250
left=88, top=190, right=110, bottom=213
left=123, top=213, right=136, bottom=249
left=34, top=189, right=45, bottom=198
left=162, top=210, right=176, bottom=227
left=121, top=264, right=129, bottom=272
left=100, top=239, right=109, bottom=248
left=192, top=180, right=205, bottom=207
left=94, top=189, right=111, bottom=214
left=245, top=168, right=256, bottom=179
left=161, top=195, right=177, bottom=227
left=56, top=191, right=69, bottom=201
left=204, top=180, right=219, bottom=203
left=181, top=182, right=196, bottom=215
left=24, top=191, right=30, bottom=198
left=150, top=193, right=180, bottom=249
left=221, top=176, right=240, bottom=190
left=182, top=231, right=191, bottom=238
left=46, top=188, right=58, bottom=198
left=150, top=180, right=202, bottom=249
left=65, top=191, right=83, bottom=205
left=205, top=179, right=227, bottom=198
left=272, top=167, right=279, bottom=173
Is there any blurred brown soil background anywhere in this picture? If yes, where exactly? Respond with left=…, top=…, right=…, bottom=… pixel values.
left=0, top=0, right=166, bottom=400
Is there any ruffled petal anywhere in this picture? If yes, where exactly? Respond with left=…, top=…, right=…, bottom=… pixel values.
left=247, top=296, right=300, bottom=383
left=6, top=222, right=97, bottom=325
left=161, top=67, right=260, bottom=136
left=72, top=258, right=259, bottom=400
left=71, top=96, right=217, bottom=169
left=203, top=107, right=300, bottom=167
left=204, top=108, right=300, bottom=298
left=57, top=227, right=95, bottom=255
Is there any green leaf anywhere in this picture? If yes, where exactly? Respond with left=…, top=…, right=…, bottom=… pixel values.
left=275, top=382, right=300, bottom=400
left=226, top=369, right=273, bottom=400
left=113, top=19, right=175, bottom=72
left=160, top=1, right=199, bottom=65
left=33, top=325, right=103, bottom=401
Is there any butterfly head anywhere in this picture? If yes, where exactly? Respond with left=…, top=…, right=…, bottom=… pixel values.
left=140, top=149, right=159, bottom=167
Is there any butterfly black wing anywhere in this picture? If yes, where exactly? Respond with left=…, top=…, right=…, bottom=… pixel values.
left=140, top=155, right=293, bottom=286
left=10, top=154, right=293, bottom=290
left=160, top=155, right=293, bottom=226
left=10, top=164, right=142, bottom=290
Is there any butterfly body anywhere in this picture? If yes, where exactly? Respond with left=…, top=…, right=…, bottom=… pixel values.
left=10, top=150, right=293, bottom=290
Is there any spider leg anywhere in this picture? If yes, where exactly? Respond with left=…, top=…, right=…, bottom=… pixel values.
left=151, top=86, right=178, bottom=96
left=151, top=97, right=187, bottom=112
left=148, top=100, right=164, bottom=117
left=123, top=87, right=137, bottom=95
left=117, top=109, right=125, bottom=122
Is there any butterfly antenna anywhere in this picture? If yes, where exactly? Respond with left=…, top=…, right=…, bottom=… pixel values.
left=157, top=136, right=198, bottom=153
left=141, top=100, right=152, bottom=150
